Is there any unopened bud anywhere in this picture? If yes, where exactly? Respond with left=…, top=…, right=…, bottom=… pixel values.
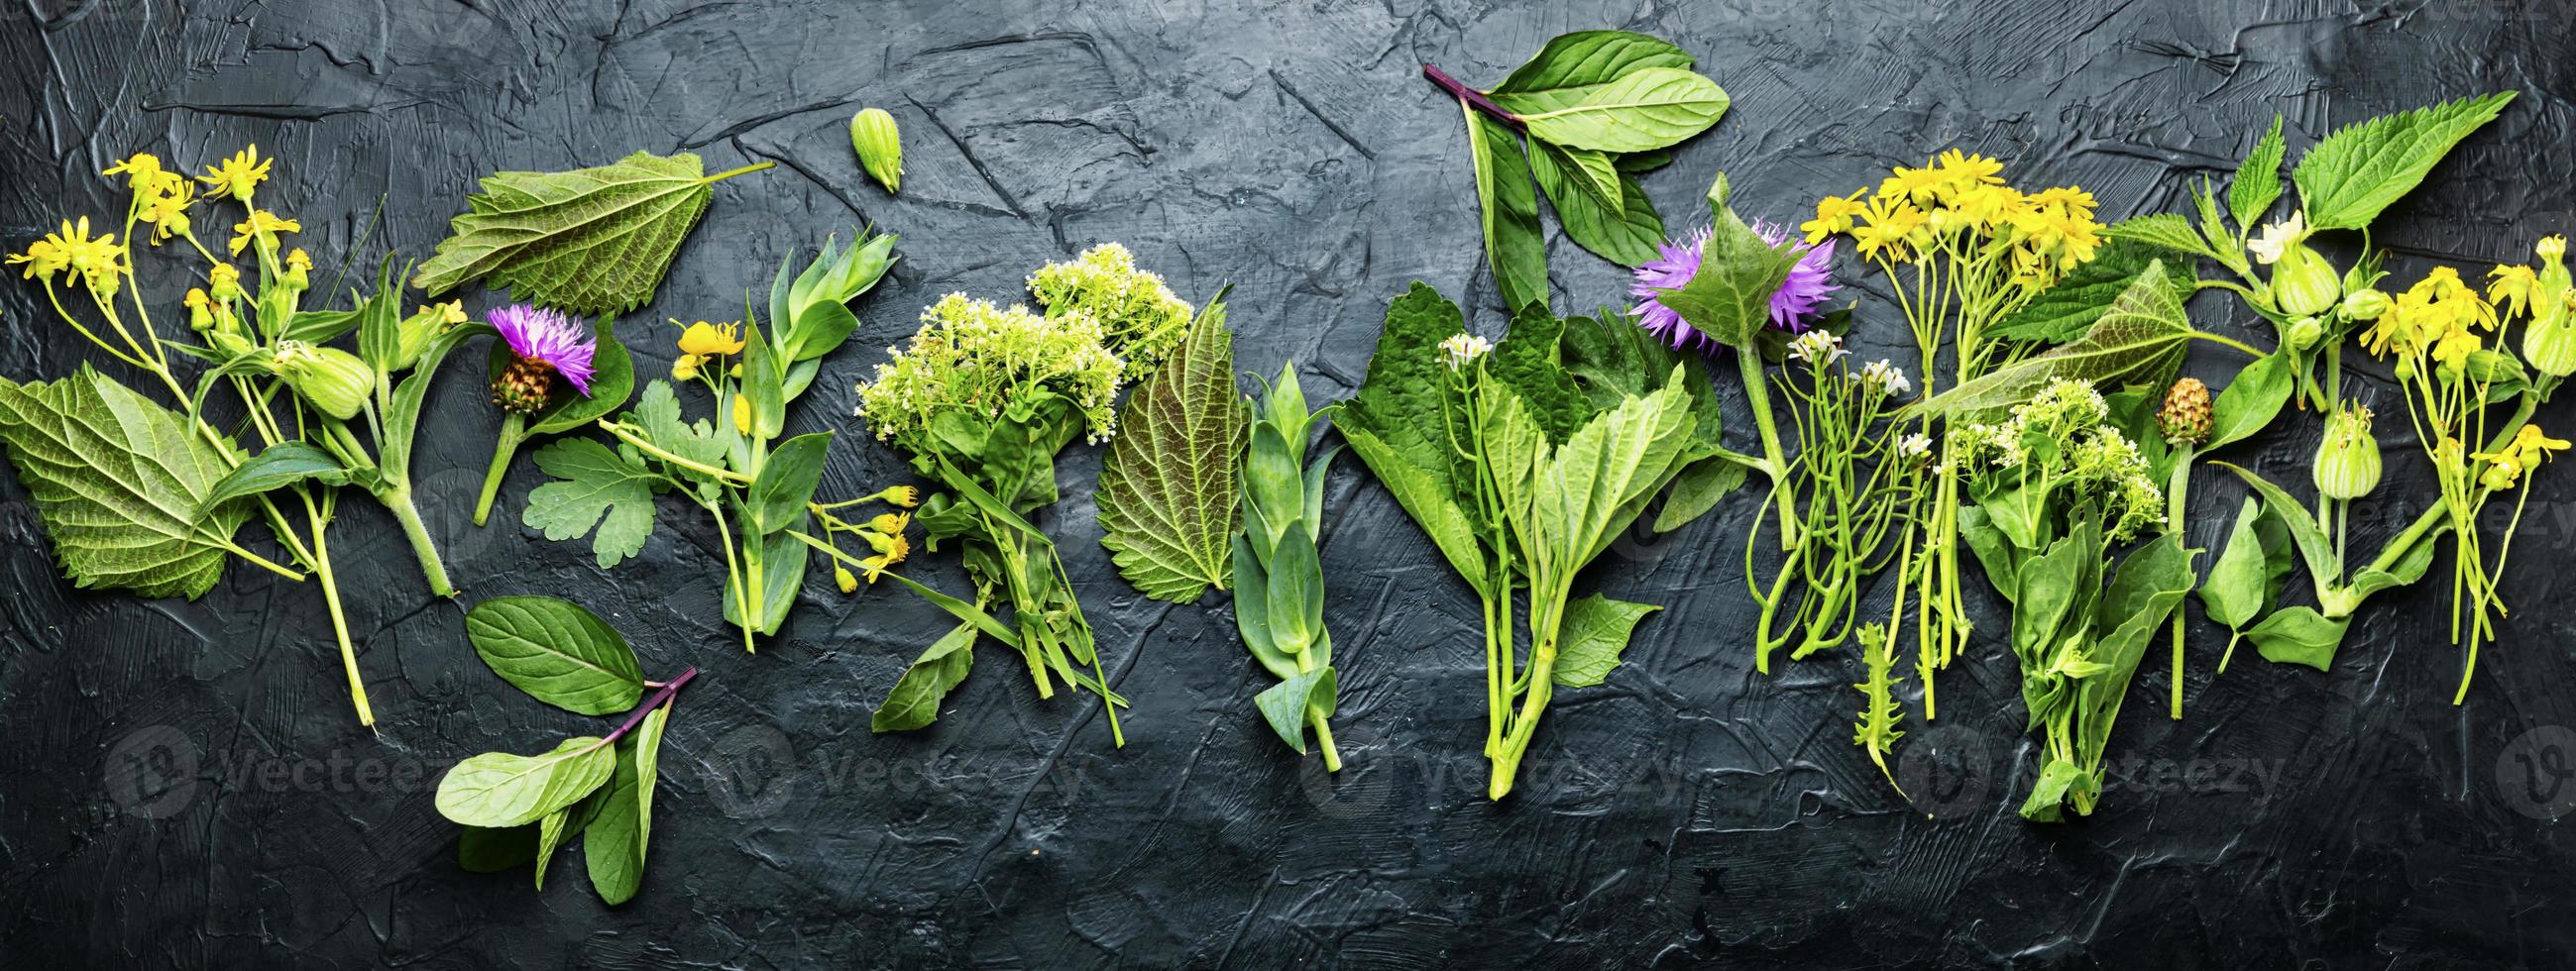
left=849, top=108, right=903, bottom=194
left=2339, top=288, right=2390, bottom=322
left=2312, top=404, right=2383, bottom=500
left=2286, top=315, right=2325, bottom=351
left=2271, top=243, right=2342, bottom=318
left=274, top=340, right=374, bottom=420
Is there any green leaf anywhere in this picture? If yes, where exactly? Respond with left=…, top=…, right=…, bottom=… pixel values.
left=583, top=701, right=670, bottom=906
left=412, top=150, right=746, bottom=315
left=2247, top=606, right=2350, bottom=670
left=523, top=438, right=659, bottom=569
left=1487, top=306, right=1595, bottom=442
left=2203, top=351, right=2294, bottom=450
left=722, top=519, right=809, bottom=636
left=2104, top=214, right=2218, bottom=262
left=1553, top=593, right=1661, bottom=687
left=531, top=806, right=573, bottom=890
left=1254, top=666, right=1336, bottom=754
left=625, top=379, right=726, bottom=471
left=1097, top=302, right=1248, bottom=601
left=0, top=368, right=251, bottom=599
left=1466, top=112, right=1550, bottom=310
left=1339, top=284, right=1490, bottom=594
left=1914, top=266, right=2193, bottom=419
left=201, top=441, right=350, bottom=510
left=2349, top=528, right=2439, bottom=602
left=355, top=258, right=406, bottom=377
left=464, top=595, right=647, bottom=715
left=284, top=309, right=362, bottom=345
left=1517, top=67, right=1729, bottom=154
left=1534, top=149, right=1663, bottom=267
left=1651, top=454, right=1749, bottom=533
left=2228, top=115, right=2287, bottom=231
left=1984, top=239, right=2194, bottom=344
left=2212, top=462, right=2338, bottom=603
left=871, top=621, right=978, bottom=732
left=2293, top=92, right=2516, bottom=231
left=2198, top=497, right=2274, bottom=630
left=526, top=317, right=636, bottom=436
left=1264, top=522, right=1325, bottom=654
left=746, top=431, right=833, bottom=535
left=1488, top=31, right=1695, bottom=114
left=1655, top=205, right=1800, bottom=347
left=2075, top=533, right=2197, bottom=759
left=434, top=736, right=617, bottom=829
left=456, top=824, right=538, bottom=873
left=1229, top=534, right=1298, bottom=681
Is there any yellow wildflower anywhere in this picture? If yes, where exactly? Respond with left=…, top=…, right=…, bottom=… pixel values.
left=1850, top=196, right=1924, bottom=261
left=1950, top=182, right=2021, bottom=230
left=859, top=529, right=911, bottom=582
left=207, top=262, right=245, bottom=303
left=199, top=146, right=273, bottom=202
left=228, top=210, right=300, bottom=257
left=867, top=485, right=921, bottom=507
left=103, top=154, right=167, bottom=192
left=2477, top=424, right=2572, bottom=476
left=2489, top=264, right=2540, bottom=319
left=869, top=511, right=911, bottom=535
left=835, top=565, right=859, bottom=594
left=2431, top=321, right=2482, bottom=372
left=138, top=174, right=195, bottom=244
left=671, top=354, right=703, bottom=381
left=1801, top=193, right=1866, bottom=244
left=732, top=393, right=752, bottom=434
left=677, top=320, right=745, bottom=357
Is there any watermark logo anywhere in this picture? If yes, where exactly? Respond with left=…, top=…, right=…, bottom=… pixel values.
left=699, top=722, right=798, bottom=819
left=2496, top=725, right=2576, bottom=821
left=1897, top=723, right=1992, bottom=819
left=103, top=724, right=199, bottom=819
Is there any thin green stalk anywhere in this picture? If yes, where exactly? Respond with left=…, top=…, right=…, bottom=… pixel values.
left=378, top=483, right=456, bottom=596
left=473, top=412, right=528, bottom=526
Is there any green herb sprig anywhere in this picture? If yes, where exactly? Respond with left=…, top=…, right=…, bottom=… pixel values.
left=1231, top=363, right=1344, bottom=769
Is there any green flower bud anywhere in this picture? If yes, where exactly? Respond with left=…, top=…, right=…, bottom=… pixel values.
left=2286, top=315, right=2325, bottom=351
left=2339, top=287, right=2390, bottom=322
left=2270, top=243, right=2342, bottom=318
left=849, top=108, right=902, bottom=194
left=391, top=302, right=463, bottom=372
left=2522, top=302, right=2576, bottom=378
left=208, top=328, right=257, bottom=360
left=2312, top=404, right=2382, bottom=500
left=274, top=340, right=374, bottom=420
left=2465, top=348, right=2526, bottom=385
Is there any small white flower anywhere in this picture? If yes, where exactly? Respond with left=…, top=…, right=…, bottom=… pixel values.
left=1440, top=332, right=1493, bottom=370
left=1899, top=433, right=1933, bottom=460
left=2246, top=211, right=2307, bottom=266
left=1786, top=330, right=1847, bottom=366
left=1860, top=358, right=1912, bottom=397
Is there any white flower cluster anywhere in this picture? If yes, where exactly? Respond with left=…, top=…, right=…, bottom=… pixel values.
left=1947, top=378, right=2162, bottom=539
left=852, top=292, right=1127, bottom=447
left=1857, top=358, right=1913, bottom=397
left=1025, top=242, right=1194, bottom=378
left=1786, top=330, right=1848, bottom=366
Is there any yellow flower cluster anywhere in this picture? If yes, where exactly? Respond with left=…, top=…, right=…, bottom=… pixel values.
left=103, top=154, right=199, bottom=245
left=670, top=319, right=745, bottom=380
left=1801, top=150, right=2103, bottom=288
left=2362, top=267, right=2498, bottom=369
left=2472, top=424, right=2571, bottom=490
left=5, top=217, right=124, bottom=296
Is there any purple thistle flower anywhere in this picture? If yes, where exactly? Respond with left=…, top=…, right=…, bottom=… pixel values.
left=1628, top=220, right=1840, bottom=353
left=488, top=303, right=597, bottom=395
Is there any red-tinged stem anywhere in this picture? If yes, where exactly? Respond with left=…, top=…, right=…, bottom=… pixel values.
left=604, top=667, right=699, bottom=745
left=1422, top=63, right=1522, bottom=130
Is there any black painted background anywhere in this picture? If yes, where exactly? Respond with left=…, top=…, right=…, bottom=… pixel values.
left=5, top=0, right=2575, bottom=967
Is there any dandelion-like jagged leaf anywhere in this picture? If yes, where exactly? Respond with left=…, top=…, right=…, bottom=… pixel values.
left=0, top=368, right=249, bottom=599
left=1096, top=301, right=1248, bottom=601
left=412, top=150, right=736, bottom=315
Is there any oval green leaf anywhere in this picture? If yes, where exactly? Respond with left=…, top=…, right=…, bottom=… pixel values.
left=434, top=736, right=616, bottom=829
left=465, top=595, right=645, bottom=715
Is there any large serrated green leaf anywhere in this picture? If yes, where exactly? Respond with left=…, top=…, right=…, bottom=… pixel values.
left=412, top=150, right=735, bottom=315
left=2293, top=92, right=2516, bottom=231
left=1984, top=239, right=2195, bottom=345
left=1097, top=301, right=1248, bottom=602
left=2228, top=115, right=2287, bottom=231
left=0, top=368, right=250, bottom=599
left=2103, top=213, right=2218, bottom=261
left=1552, top=594, right=1661, bottom=687
left=1914, top=266, right=2194, bottom=419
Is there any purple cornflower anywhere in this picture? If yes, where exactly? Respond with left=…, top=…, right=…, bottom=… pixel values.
left=487, top=303, right=596, bottom=414
left=1628, top=220, right=1839, bottom=352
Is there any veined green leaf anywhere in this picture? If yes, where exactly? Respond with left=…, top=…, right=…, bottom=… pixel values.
left=201, top=441, right=350, bottom=511
left=745, top=432, right=833, bottom=535
left=1914, top=266, right=2194, bottom=419
left=1654, top=204, right=1799, bottom=347
left=2103, top=214, right=2219, bottom=262
left=1533, top=148, right=1662, bottom=267
left=1651, top=454, right=1750, bottom=533
left=1552, top=594, right=1660, bottom=687
left=0, top=368, right=250, bottom=599
left=1984, top=239, right=2195, bottom=345
left=1489, top=31, right=1695, bottom=114
left=2293, top=92, right=2515, bottom=231
left=412, top=150, right=752, bottom=315
left=523, top=438, right=659, bottom=568
left=871, top=621, right=978, bottom=732
left=1097, top=301, right=1248, bottom=602
left=2247, top=606, right=2349, bottom=671
left=2211, top=462, right=2338, bottom=605
left=434, top=736, right=617, bottom=829
left=465, top=595, right=647, bottom=715
left=2198, top=497, right=2275, bottom=630
left=1517, top=67, right=1729, bottom=154
left=1529, top=140, right=1622, bottom=213
left=582, top=701, right=670, bottom=906
left=2228, top=115, right=2287, bottom=231
left=2203, top=351, right=2294, bottom=450
left=531, top=806, right=574, bottom=890
left=1254, top=666, right=1336, bottom=754
left=1466, top=111, right=1550, bottom=310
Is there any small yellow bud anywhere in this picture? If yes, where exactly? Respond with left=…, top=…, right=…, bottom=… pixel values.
left=835, top=565, right=859, bottom=594
left=672, top=353, right=703, bottom=382
left=732, top=394, right=752, bottom=434
left=849, top=108, right=902, bottom=194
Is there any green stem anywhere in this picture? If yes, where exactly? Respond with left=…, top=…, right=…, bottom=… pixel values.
left=1292, top=646, right=1342, bottom=772
left=1736, top=344, right=1799, bottom=550
left=601, top=419, right=754, bottom=483
left=2167, top=446, right=2193, bottom=720
left=473, top=412, right=528, bottom=526
left=702, top=161, right=777, bottom=184
left=309, top=516, right=373, bottom=727
left=378, top=484, right=456, bottom=596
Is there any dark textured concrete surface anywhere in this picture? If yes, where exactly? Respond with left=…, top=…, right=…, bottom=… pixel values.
left=5, top=0, right=2575, bottom=967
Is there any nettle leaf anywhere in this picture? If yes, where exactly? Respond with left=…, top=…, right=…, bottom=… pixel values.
left=584, top=701, right=670, bottom=907
left=1516, top=67, right=1730, bottom=154
left=465, top=595, right=646, bottom=715
left=1097, top=301, right=1248, bottom=602
left=872, top=621, right=977, bottom=732
left=413, top=150, right=752, bottom=316
left=434, top=736, right=617, bottom=829
left=2293, top=92, right=2515, bottom=231
left=1488, top=30, right=1695, bottom=114
left=1466, top=113, right=1550, bottom=310
left=2103, top=213, right=2218, bottom=262
left=1532, top=145, right=1663, bottom=267
left=1552, top=594, right=1661, bottom=687
left=1916, top=266, right=2194, bottom=419
left=1984, top=239, right=2194, bottom=344
left=2228, top=115, right=2287, bottom=231
left=0, top=368, right=250, bottom=599
left=523, top=438, right=659, bottom=568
